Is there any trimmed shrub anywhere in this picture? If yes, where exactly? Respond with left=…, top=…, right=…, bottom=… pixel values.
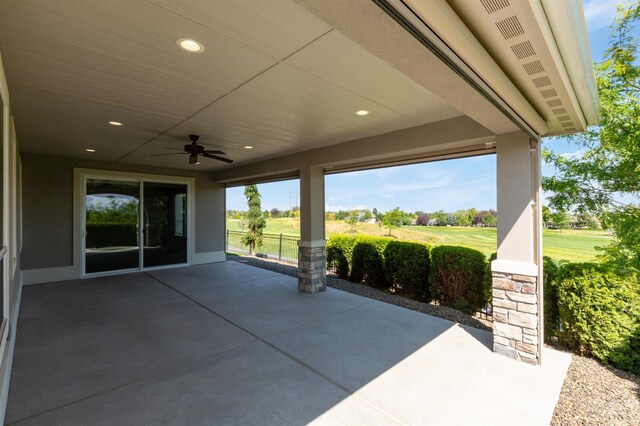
left=556, top=263, right=640, bottom=374
left=429, top=245, right=488, bottom=313
left=543, top=256, right=560, bottom=342
left=350, top=236, right=391, bottom=288
left=383, top=241, right=430, bottom=301
left=483, top=252, right=497, bottom=304
left=326, top=234, right=357, bottom=279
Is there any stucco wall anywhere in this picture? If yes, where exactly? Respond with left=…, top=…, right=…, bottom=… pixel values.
left=21, top=153, right=224, bottom=270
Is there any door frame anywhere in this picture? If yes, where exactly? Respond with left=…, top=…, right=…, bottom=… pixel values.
left=74, top=168, right=195, bottom=278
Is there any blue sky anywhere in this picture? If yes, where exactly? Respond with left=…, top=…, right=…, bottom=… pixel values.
left=227, top=0, right=619, bottom=213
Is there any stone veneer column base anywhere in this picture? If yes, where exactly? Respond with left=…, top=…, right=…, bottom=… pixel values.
left=298, top=241, right=326, bottom=293
left=492, top=271, right=539, bottom=365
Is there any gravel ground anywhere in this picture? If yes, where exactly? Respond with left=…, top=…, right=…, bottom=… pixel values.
left=230, top=254, right=640, bottom=425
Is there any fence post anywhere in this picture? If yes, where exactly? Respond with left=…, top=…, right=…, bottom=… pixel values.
left=279, top=233, right=283, bottom=260
left=226, top=229, right=229, bottom=253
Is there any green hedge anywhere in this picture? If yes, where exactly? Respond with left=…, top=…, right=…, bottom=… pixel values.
left=429, top=245, right=488, bottom=313
left=383, top=241, right=430, bottom=301
left=555, top=263, right=640, bottom=374
left=350, top=236, right=391, bottom=288
left=86, top=222, right=137, bottom=248
left=326, top=235, right=357, bottom=279
left=543, top=257, right=560, bottom=342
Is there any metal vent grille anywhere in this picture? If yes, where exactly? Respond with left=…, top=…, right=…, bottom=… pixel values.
left=552, top=108, right=567, bottom=115
left=495, top=16, right=524, bottom=39
left=523, top=61, right=544, bottom=75
left=547, top=99, right=563, bottom=107
left=540, top=88, right=558, bottom=98
left=532, top=76, right=552, bottom=88
left=511, top=41, right=535, bottom=59
left=481, top=0, right=510, bottom=14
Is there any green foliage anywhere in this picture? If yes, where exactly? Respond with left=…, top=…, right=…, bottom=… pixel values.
left=383, top=241, right=430, bottom=301
left=86, top=198, right=138, bottom=224
left=542, top=3, right=640, bottom=268
left=382, top=207, right=404, bottom=236
left=431, top=210, right=448, bottom=226
left=428, top=246, right=488, bottom=313
left=555, top=263, right=640, bottom=374
left=483, top=252, right=497, bottom=304
left=550, top=211, right=571, bottom=229
left=350, top=235, right=391, bottom=288
left=346, top=211, right=359, bottom=231
left=326, top=234, right=357, bottom=279
left=543, top=257, right=561, bottom=342
left=240, top=185, right=266, bottom=252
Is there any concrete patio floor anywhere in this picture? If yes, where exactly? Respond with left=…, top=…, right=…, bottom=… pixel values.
left=6, top=261, right=571, bottom=425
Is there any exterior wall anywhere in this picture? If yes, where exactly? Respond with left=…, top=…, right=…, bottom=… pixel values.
left=0, top=49, right=23, bottom=424
left=21, top=153, right=225, bottom=278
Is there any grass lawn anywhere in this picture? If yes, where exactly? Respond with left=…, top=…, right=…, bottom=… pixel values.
left=226, top=218, right=611, bottom=263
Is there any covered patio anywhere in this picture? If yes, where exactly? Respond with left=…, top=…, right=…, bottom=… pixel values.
left=7, top=261, right=569, bottom=425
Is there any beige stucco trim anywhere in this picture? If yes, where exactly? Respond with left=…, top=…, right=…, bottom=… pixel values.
left=297, top=240, right=326, bottom=248
left=491, top=259, right=538, bottom=277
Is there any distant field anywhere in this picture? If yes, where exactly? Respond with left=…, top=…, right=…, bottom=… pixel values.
left=226, top=218, right=612, bottom=263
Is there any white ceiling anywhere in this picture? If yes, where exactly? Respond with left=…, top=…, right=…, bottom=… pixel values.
left=0, top=0, right=462, bottom=171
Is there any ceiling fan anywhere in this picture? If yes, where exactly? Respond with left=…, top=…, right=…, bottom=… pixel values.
left=152, top=134, right=234, bottom=165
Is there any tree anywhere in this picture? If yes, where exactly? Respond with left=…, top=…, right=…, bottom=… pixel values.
left=542, top=3, right=640, bottom=267
left=453, top=209, right=472, bottom=227
left=361, top=209, right=373, bottom=222
left=240, top=185, right=266, bottom=253
left=432, top=210, right=448, bottom=226
left=416, top=213, right=430, bottom=226
left=482, top=211, right=497, bottom=227
left=270, top=208, right=281, bottom=218
left=542, top=205, right=552, bottom=227
left=382, top=207, right=404, bottom=236
left=346, top=210, right=359, bottom=232
left=550, top=210, right=570, bottom=230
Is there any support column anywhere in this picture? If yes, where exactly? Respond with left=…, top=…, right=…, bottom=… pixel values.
left=298, top=165, right=326, bottom=293
left=492, top=131, right=542, bottom=365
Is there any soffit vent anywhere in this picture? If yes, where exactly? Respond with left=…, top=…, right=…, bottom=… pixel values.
left=510, top=40, right=535, bottom=59
left=495, top=16, right=524, bottom=39
left=522, top=60, right=544, bottom=75
left=469, top=0, right=577, bottom=132
left=532, top=76, right=552, bottom=88
left=480, top=0, right=510, bottom=14
left=540, top=88, right=558, bottom=98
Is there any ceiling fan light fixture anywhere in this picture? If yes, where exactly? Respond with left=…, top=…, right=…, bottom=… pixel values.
left=189, top=153, right=198, bottom=164
left=244, top=145, right=253, bottom=149
left=108, top=121, right=123, bottom=126
left=85, top=148, right=96, bottom=153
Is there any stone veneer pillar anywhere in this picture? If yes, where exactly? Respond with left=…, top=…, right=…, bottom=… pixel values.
left=298, top=240, right=326, bottom=293
left=491, top=262, right=540, bottom=365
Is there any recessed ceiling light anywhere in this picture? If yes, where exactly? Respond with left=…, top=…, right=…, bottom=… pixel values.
left=244, top=145, right=254, bottom=149
left=355, top=110, right=370, bottom=116
left=177, top=38, right=204, bottom=53
left=85, top=148, right=96, bottom=153
left=108, top=121, right=123, bottom=126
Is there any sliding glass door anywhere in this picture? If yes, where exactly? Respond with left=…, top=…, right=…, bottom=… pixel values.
left=84, top=177, right=189, bottom=276
left=142, top=182, right=187, bottom=268
left=85, top=179, right=140, bottom=274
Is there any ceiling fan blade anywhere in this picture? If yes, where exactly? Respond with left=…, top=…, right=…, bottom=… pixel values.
left=162, top=146, right=185, bottom=151
left=151, top=152, right=188, bottom=157
left=203, top=149, right=226, bottom=155
left=202, top=152, right=234, bottom=163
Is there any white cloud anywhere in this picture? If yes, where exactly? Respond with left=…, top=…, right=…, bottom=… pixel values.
left=559, top=150, right=585, bottom=160
left=380, top=193, right=394, bottom=199
left=325, top=204, right=369, bottom=211
left=583, top=0, right=618, bottom=32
